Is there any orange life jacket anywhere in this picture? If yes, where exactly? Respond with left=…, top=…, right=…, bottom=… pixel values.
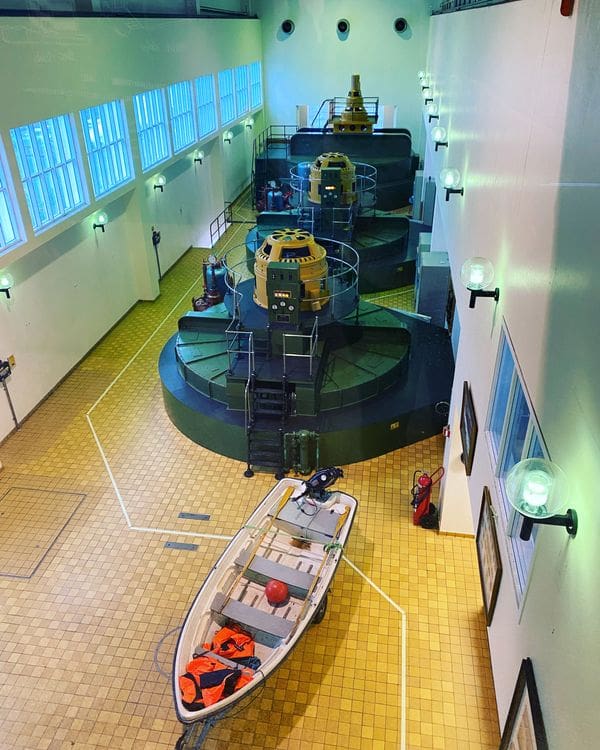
left=205, top=623, right=255, bottom=660
left=179, top=625, right=256, bottom=711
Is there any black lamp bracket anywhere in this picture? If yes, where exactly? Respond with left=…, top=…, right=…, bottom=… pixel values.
left=469, top=288, right=500, bottom=308
left=519, top=509, right=578, bottom=541
left=93, top=223, right=106, bottom=232
left=435, top=141, right=448, bottom=151
left=445, top=187, right=464, bottom=201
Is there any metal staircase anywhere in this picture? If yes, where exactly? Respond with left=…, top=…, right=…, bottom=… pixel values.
left=244, top=376, right=293, bottom=479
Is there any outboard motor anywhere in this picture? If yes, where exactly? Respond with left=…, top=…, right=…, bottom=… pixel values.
left=302, top=467, right=344, bottom=503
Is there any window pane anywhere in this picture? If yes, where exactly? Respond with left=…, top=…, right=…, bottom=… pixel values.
left=500, top=381, right=530, bottom=477
left=489, top=337, right=515, bottom=451
left=0, top=137, right=24, bottom=253
left=168, top=81, right=196, bottom=153
left=80, top=99, right=134, bottom=198
left=235, top=65, right=249, bottom=115
left=196, top=74, right=218, bottom=138
left=133, top=89, right=171, bottom=171
left=250, top=61, right=262, bottom=108
left=10, top=114, right=88, bottom=233
left=218, top=69, right=236, bottom=125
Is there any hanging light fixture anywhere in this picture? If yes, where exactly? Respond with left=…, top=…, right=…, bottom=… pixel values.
left=431, top=125, right=448, bottom=151
left=460, top=257, right=500, bottom=308
left=505, top=458, right=577, bottom=540
left=0, top=270, right=14, bottom=298
left=426, top=102, right=439, bottom=122
left=440, top=168, right=464, bottom=200
left=154, top=174, right=166, bottom=192
left=93, top=211, right=108, bottom=232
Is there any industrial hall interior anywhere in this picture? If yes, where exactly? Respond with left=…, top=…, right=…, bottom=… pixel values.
left=0, top=0, right=596, bottom=748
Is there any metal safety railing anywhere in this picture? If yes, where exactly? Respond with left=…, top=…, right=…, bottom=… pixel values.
left=282, top=317, right=319, bottom=378
left=209, top=203, right=233, bottom=247
left=289, top=161, right=377, bottom=218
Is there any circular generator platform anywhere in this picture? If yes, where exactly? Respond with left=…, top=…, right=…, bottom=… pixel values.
left=159, top=299, right=454, bottom=467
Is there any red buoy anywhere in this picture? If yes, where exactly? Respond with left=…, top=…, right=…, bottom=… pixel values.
left=265, top=579, right=289, bottom=606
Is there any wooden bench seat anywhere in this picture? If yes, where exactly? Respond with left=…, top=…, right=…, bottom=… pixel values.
left=211, top=592, right=294, bottom=647
left=234, top=550, right=315, bottom=599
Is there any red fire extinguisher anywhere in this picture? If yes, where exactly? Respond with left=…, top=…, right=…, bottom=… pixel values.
left=411, top=467, right=444, bottom=527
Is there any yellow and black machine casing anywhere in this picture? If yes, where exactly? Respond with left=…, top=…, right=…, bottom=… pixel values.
left=253, top=228, right=330, bottom=315
left=308, top=152, right=356, bottom=206
left=331, top=73, right=377, bottom=134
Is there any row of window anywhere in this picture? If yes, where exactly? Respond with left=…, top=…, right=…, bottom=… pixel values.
left=0, top=61, right=262, bottom=253
left=487, top=327, right=546, bottom=601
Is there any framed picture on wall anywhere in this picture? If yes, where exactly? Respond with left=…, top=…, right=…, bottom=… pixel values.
left=500, top=658, right=549, bottom=750
left=460, top=381, right=478, bottom=475
left=475, top=486, right=502, bottom=625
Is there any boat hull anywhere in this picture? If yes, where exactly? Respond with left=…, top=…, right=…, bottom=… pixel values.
left=172, top=477, right=357, bottom=724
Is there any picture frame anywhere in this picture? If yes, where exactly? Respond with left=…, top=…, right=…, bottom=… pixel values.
left=459, top=381, right=478, bottom=475
left=500, top=658, right=549, bottom=750
left=475, top=486, right=502, bottom=625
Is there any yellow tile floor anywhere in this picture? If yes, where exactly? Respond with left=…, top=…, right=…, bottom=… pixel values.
left=0, top=204, right=499, bottom=749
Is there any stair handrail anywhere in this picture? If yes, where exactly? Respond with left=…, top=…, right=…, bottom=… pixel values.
left=310, top=98, right=334, bottom=128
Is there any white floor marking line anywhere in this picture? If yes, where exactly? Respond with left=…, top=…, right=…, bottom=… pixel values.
left=86, top=220, right=253, bottom=539
left=343, top=554, right=407, bottom=750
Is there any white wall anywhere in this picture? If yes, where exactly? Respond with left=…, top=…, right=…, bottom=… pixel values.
left=254, top=0, right=431, bottom=154
left=426, top=1, right=599, bottom=747
left=0, top=17, right=263, bottom=441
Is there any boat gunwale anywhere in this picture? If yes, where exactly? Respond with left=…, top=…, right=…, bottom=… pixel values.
left=172, top=477, right=357, bottom=725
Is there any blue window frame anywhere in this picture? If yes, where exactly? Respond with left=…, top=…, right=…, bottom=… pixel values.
left=487, top=327, right=547, bottom=599
left=195, top=74, right=217, bottom=138
left=0, top=139, right=24, bottom=253
left=218, top=69, right=236, bottom=125
left=250, top=61, right=262, bottom=109
left=235, top=64, right=249, bottom=116
left=79, top=99, right=134, bottom=199
left=133, top=89, right=171, bottom=171
left=10, top=114, right=88, bottom=233
left=168, top=81, right=197, bottom=154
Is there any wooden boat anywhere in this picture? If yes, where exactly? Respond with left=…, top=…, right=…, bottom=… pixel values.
left=173, top=471, right=357, bottom=725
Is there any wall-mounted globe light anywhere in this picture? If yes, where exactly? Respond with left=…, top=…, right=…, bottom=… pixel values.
left=426, top=102, right=439, bottom=122
left=460, top=257, right=500, bottom=308
left=418, top=70, right=427, bottom=81
left=0, top=270, right=14, bottom=299
left=194, top=149, right=204, bottom=164
left=93, top=211, right=108, bottom=232
left=154, top=174, right=166, bottom=192
left=422, top=86, right=433, bottom=104
left=431, top=125, right=448, bottom=151
left=245, top=117, right=254, bottom=129
left=505, top=458, right=577, bottom=540
left=439, top=168, right=463, bottom=201
left=223, top=130, right=233, bottom=144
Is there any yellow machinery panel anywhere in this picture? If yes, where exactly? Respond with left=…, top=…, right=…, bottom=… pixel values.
left=308, top=152, right=356, bottom=206
left=253, top=229, right=330, bottom=313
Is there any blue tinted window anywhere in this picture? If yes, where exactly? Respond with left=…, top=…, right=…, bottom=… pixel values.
left=500, top=382, right=530, bottom=478
left=488, top=328, right=547, bottom=600
left=489, top=336, right=514, bottom=454
left=235, top=65, right=249, bottom=115
left=80, top=100, right=133, bottom=199
left=168, top=81, right=196, bottom=153
left=0, top=139, right=24, bottom=253
left=195, top=74, right=217, bottom=138
left=10, top=114, right=88, bottom=233
left=218, top=69, right=236, bottom=125
left=250, top=61, right=262, bottom=108
left=133, top=89, right=171, bottom=171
